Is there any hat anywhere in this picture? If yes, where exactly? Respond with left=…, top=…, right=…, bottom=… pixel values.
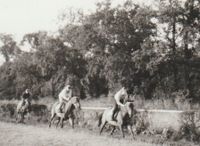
left=66, top=85, right=71, bottom=90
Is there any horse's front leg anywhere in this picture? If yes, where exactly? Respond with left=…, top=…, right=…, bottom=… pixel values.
left=16, top=112, right=19, bottom=122
left=56, top=117, right=61, bottom=128
left=22, top=113, right=25, bottom=123
left=69, top=117, right=74, bottom=129
left=110, top=126, right=116, bottom=135
left=60, top=117, right=64, bottom=128
left=127, top=125, right=135, bottom=139
left=16, top=113, right=20, bottom=123
left=119, top=125, right=125, bottom=138
left=27, top=112, right=31, bottom=120
left=19, top=112, right=25, bottom=123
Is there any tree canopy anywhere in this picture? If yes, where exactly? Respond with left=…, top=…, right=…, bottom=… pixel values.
left=0, top=0, right=200, bottom=101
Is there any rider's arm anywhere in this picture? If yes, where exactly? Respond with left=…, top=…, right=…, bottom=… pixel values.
left=62, top=89, right=73, bottom=101
left=62, top=96, right=70, bottom=101
left=29, top=92, right=32, bottom=97
left=68, top=90, right=72, bottom=98
left=21, top=92, right=26, bottom=99
left=116, top=100, right=125, bottom=107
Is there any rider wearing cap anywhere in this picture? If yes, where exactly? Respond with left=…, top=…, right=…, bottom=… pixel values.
left=21, top=88, right=31, bottom=106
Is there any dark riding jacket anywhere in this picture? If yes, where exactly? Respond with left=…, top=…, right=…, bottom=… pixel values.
left=21, top=92, right=31, bottom=100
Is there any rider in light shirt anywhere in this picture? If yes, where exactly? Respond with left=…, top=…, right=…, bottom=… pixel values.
left=112, top=87, right=129, bottom=120
left=58, top=84, right=73, bottom=112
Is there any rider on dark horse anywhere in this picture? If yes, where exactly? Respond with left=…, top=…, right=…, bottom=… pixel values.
left=19, top=88, right=32, bottom=114
left=21, top=89, right=31, bottom=106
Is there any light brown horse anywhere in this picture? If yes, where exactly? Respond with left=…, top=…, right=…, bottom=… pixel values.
left=98, top=101, right=136, bottom=138
left=16, top=100, right=31, bottom=123
left=49, top=96, right=81, bottom=128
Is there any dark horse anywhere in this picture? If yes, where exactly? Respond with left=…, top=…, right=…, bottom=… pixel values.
left=16, top=100, right=31, bottom=123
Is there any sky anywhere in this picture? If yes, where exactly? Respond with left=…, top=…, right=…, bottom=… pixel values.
left=0, top=0, right=155, bottom=64
left=0, top=0, right=156, bottom=42
left=0, top=0, right=101, bottom=41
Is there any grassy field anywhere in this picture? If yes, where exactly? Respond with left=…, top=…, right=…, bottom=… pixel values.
left=0, top=121, right=199, bottom=146
left=0, top=97, right=200, bottom=146
left=0, top=121, right=157, bottom=146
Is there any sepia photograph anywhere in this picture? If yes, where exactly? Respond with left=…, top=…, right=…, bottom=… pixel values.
left=0, top=0, right=200, bottom=145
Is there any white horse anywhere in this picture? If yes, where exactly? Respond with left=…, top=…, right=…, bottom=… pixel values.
left=98, top=101, right=136, bottom=138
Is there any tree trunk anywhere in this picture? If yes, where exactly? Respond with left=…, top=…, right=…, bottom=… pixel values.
left=172, top=15, right=178, bottom=90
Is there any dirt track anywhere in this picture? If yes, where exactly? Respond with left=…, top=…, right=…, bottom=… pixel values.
left=0, top=121, right=157, bottom=146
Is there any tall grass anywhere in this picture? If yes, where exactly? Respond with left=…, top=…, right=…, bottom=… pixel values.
left=0, top=94, right=200, bottom=110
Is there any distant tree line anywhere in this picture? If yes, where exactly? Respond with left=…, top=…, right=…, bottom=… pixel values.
left=0, top=0, right=200, bottom=101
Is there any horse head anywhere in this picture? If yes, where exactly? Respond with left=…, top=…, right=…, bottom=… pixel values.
left=125, top=101, right=134, bottom=117
left=69, top=96, right=81, bottom=110
left=119, top=87, right=129, bottom=101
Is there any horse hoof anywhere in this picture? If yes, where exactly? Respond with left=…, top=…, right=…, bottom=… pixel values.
left=132, top=137, right=136, bottom=140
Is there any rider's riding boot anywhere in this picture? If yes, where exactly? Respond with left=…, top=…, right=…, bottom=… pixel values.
left=112, top=109, right=117, bottom=121
left=112, top=114, right=115, bottom=121
left=58, top=105, right=62, bottom=113
left=22, top=99, right=25, bottom=106
left=59, top=103, right=63, bottom=113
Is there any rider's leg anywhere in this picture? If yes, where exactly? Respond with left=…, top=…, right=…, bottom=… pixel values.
left=22, top=98, right=25, bottom=106
left=58, top=97, right=65, bottom=112
left=112, top=102, right=118, bottom=121
left=58, top=102, right=62, bottom=113
left=56, top=102, right=65, bottom=118
left=58, top=102, right=63, bottom=113
left=25, top=99, right=28, bottom=105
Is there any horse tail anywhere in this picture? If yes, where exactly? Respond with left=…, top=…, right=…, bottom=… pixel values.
left=98, top=113, right=103, bottom=127
left=51, top=102, right=57, bottom=116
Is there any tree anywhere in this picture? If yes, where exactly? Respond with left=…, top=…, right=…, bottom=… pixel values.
left=59, top=0, right=157, bottom=97
left=177, top=0, right=200, bottom=98
left=157, top=0, right=184, bottom=90
left=0, top=34, right=21, bottom=62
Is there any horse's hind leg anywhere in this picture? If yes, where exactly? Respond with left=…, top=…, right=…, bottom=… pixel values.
left=69, top=118, right=74, bottom=129
left=49, top=113, right=56, bottom=128
left=100, top=121, right=107, bottom=135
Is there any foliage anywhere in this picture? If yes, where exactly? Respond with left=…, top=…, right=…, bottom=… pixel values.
left=0, top=0, right=200, bottom=102
left=0, top=34, right=21, bottom=62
